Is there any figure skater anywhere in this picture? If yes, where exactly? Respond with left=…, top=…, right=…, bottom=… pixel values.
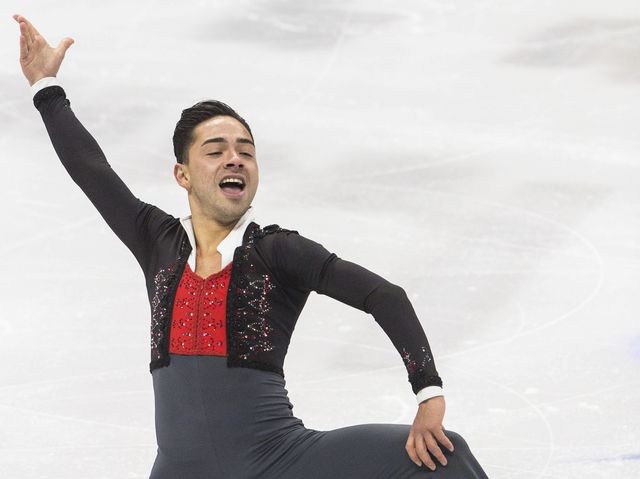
left=14, top=13, right=489, bottom=479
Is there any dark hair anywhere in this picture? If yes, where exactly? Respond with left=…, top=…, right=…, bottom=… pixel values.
left=173, top=99, right=254, bottom=165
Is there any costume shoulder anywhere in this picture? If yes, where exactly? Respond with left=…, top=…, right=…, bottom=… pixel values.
left=253, top=223, right=299, bottom=239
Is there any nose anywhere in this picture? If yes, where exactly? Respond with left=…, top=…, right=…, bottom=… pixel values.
left=224, top=151, right=245, bottom=170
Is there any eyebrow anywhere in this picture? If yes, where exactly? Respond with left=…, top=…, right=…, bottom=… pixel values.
left=200, top=137, right=255, bottom=147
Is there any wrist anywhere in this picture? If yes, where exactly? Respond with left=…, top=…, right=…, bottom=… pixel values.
left=415, top=385, right=444, bottom=405
left=32, top=76, right=48, bottom=85
left=30, top=76, right=60, bottom=97
left=419, top=395, right=443, bottom=406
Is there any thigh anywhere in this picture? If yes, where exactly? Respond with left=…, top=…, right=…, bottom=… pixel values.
left=277, top=425, right=488, bottom=479
left=149, top=445, right=226, bottom=479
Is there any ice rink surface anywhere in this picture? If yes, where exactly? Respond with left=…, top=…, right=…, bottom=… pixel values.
left=1, top=1, right=639, bottom=477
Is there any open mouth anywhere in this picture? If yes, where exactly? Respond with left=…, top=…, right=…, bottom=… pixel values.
left=219, top=177, right=246, bottom=198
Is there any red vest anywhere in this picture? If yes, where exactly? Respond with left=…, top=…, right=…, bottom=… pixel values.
left=169, top=262, right=232, bottom=356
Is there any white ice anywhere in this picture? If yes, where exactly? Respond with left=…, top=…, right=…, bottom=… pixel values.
left=1, top=0, right=639, bottom=477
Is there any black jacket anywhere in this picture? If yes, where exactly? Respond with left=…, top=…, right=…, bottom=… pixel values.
left=33, top=85, right=443, bottom=397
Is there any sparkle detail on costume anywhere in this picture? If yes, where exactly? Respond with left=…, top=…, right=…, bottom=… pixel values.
left=230, top=225, right=280, bottom=362
left=151, top=267, right=172, bottom=362
left=150, top=237, right=190, bottom=370
left=237, top=271, right=276, bottom=359
left=226, top=223, right=298, bottom=374
left=401, top=345, right=443, bottom=390
left=401, top=345, right=432, bottom=375
left=169, top=261, right=232, bottom=355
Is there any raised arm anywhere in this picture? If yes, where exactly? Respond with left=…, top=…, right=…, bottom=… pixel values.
left=14, top=14, right=172, bottom=270
left=273, top=231, right=444, bottom=404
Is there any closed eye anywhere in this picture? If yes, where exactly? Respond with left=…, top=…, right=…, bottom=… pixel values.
left=207, top=152, right=253, bottom=157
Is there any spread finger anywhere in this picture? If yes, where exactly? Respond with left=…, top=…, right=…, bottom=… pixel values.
left=19, top=21, right=32, bottom=48
left=426, top=434, right=448, bottom=466
left=16, top=15, right=35, bottom=45
left=415, top=434, right=436, bottom=470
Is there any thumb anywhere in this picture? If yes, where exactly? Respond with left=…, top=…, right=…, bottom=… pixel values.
left=57, top=37, right=74, bottom=54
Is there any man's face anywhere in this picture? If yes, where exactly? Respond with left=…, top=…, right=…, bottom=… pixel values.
left=175, top=115, right=259, bottom=224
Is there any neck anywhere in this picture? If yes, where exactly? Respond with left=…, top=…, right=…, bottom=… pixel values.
left=190, top=209, right=244, bottom=256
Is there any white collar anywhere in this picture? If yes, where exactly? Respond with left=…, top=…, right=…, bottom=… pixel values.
left=179, top=205, right=256, bottom=271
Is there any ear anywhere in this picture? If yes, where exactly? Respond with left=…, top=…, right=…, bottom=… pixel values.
left=174, top=163, right=190, bottom=189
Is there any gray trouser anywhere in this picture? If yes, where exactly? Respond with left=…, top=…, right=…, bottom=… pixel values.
left=150, top=354, right=489, bottom=479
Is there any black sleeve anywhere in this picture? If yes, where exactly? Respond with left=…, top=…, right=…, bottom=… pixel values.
left=33, top=85, right=173, bottom=271
left=273, top=231, right=443, bottom=394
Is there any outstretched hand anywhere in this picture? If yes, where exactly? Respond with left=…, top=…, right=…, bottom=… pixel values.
left=12, top=13, right=74, bottom=86
left=405, top=395, right=455, bottom=471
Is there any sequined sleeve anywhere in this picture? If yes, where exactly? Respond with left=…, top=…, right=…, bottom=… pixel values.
left=273, top=231, right=443, bottom=395
left=33, top=85, right=172, bottom=270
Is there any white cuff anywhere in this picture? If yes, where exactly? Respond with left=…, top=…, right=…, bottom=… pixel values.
left=31, top=77, right=60, bottom=97
left=416, top=386, right=444, bottom=404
